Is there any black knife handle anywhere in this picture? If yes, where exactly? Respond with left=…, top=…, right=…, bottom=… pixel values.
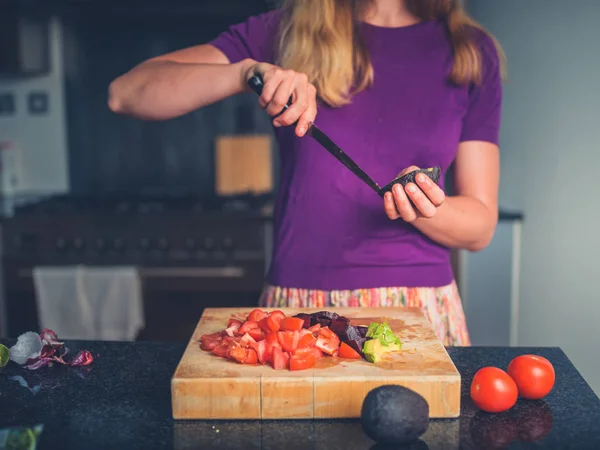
left=247, top=74, right=293, bottom=118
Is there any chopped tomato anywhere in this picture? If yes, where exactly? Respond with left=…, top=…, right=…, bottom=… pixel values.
left=244, top=348, right=258, bottom=365
left=247, top=308, right=269, bottom=322
left=298, top=333, right=317, bottom=349
left=280, top=317, right=304, bottom=331
left=266, top=310, right=286, bottom=332
left=338, top=342, right=362, bottom=359
left=265, top=332, right=279, bottom=346
left=283, top=352, right=291, bottom=366
left=200, top=339, right=221, bottom=351
left=277, top=330, right=300, bottom=353
left=227, top=319, right=243, bottom=329
left=258, top=317, right=271, bottom=333
left=290, top=353, right=316, bottom=371
left=200, top=332, right=223, bottom=342
left=255, top=340, right=272, bottom=365
left=230, top=346, right=247, bottom=363
left=295, top=346, right=323, bottom=360
left=239, top=320, right=259, bottom=335
left=299, top=329, right=313, bottom=337
left=247, top=328, right=264, bottom=341
left=308, top=324, right=321, bottom=332
left=272, top=346, right=287, bottom=370
left=240, top=333, right=257, bottom=348
left=212, top=343, right=230, bottom=358
left=315, top=327, right=340, bottom=356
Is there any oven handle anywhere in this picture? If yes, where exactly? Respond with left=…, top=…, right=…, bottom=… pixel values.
left=18, top=267, right=246, bottom=279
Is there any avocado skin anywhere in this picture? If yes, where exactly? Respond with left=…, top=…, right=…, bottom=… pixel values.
left=378, top=166, right=441, bottom=197
left=361, top=385, right=429, bottom=445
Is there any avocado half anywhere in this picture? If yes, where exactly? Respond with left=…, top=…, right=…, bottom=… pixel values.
left=378, top=166, right=441, bottom=197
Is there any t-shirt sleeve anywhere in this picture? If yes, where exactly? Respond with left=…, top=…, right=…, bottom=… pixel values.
left=460, top=32, right=503, bottom=145
left=208, top=9, right=282, bottom=64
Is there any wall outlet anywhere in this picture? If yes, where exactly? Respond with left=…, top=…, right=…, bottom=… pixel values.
left=28, top=91, right=49, bottom=115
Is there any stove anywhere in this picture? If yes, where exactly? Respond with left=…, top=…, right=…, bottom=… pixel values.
left=1, top=193, right=274, bottom=340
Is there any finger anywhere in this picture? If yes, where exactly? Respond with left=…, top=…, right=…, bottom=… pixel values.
left=392, top=184, right=418, bottom=222
left=383, top=192, right=400, bottom=220
left=277, top=74, right=309, bottom=128
left=259, top=68, right=283, bottom=108
left=415, top=172, right=445, bottom=206
left=398, top=165, right=420, bottom=177
left=405, top=183, right=437, bottom=218
left=296, top=84, right=317, bottom=136
left=266, top=71, right=295, bottom=119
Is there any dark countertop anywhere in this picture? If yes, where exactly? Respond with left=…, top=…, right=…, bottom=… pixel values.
left=0, top=342, right=597, bottom=450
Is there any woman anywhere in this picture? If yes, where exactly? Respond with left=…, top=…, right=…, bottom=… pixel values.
left=108, top=0, right=504, bottom=346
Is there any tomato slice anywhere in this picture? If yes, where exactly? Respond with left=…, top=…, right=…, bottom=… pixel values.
left=277, top=330, right=300, bottom=353
left=247, top=328, right=264, bottom=341
left=272, top=346, right=288, bottom=370
left=298, top=333, right=317, bottom=349
left=255, top=340, right=271, bottom=365
left=280, top=317, right=304, bottom=332
left=240, top=333, right=257, bottom=348
left=266, top=311, right=286, bottom=332
left=338, top=342, right=362, bottom=359
left=230, top=346, right=247, bottom=363
left=227, top=319, right=243, bottom=329
left=247, top=308, right=269, bottom=322
left=308, top=324, right=321, bottom=332
left=315, top=327, right=340, bottom=356
left=258, top=317, right=271, bottom=333
left=243, top=348, right=258, bottom=365
left=265, top=332, right=279, bottom=346
left=290, top=353, right=316, bottom=371
left=295, top=346, right=323, bottom=360
left=239, top=320, right=259, bottom=335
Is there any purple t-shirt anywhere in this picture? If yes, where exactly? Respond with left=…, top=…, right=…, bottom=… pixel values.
left=210, top=10, right=502, bottom=290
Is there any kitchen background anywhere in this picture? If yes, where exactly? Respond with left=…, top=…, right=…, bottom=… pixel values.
left=0, top=0, right=598, bottom=392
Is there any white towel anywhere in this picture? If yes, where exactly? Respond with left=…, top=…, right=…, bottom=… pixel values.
left=32, top=266, right=145, bottom=341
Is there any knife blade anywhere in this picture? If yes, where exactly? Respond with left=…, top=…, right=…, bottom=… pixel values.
left=247, top=75, right=382, bottom=194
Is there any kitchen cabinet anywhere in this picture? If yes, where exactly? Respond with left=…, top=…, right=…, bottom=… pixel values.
left=459, top=213, right=523, bottom=346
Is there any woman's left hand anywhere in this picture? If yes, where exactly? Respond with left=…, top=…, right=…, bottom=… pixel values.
left=383, top=165, right=446, bottom=222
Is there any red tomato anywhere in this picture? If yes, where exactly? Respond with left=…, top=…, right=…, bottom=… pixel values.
left=265, top=333, right=279, bottom=346
left=239, top=321, right=259, bottom=335
left=470, top=367, right=518, bottom=413
left=266, top=311, right=286, bottom=332
left=298, top=334, right=317, bottom=349
left=295, top=346, right=323, bottom=360
left=338, top=342, right=361, bottom=359
left=258, top=317, right=271, bottom=333
left=255, top=340, right=271, bottom=365
left=227, top=319, right=243, bottom=329
left=315, top=327, right=340, bottom=356
left=277, top=331, right=300, bottom=353
left=247, top=309, right=268, bottom=322
left=507, top=355, right=555, bottom=400
left=280, top=317, right=304, bottom=331
left=308, top=324, right=321, bottom=332
left=243, top=348, right=258, bottom=365
left=247, top=328, right=264, bottom=341
left=230, top=346, right=248, bottom=363
left=271, top=346, right=287, bottom=370
left=290, top=353, right=316, bottom=371
left=239, top=333, right=257, bottom=348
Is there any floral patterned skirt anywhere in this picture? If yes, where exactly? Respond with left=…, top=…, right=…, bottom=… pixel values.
left=259, top=280, right=471, bottom=347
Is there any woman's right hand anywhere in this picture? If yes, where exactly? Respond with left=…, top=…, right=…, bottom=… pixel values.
left=243, top=61, right=317, bottom=137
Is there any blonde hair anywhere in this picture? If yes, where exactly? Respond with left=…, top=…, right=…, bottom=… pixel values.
left=276, top=0, right=506, bottom=107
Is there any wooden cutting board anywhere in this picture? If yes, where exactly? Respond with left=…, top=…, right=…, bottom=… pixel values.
left=171, top=307, right=461, bottom=420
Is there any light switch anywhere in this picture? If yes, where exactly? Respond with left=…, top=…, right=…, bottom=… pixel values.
left=28, top=91, right=49, bottom=115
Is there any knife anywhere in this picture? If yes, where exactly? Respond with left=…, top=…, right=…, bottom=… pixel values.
left=247, top=75, right=440, bottom=197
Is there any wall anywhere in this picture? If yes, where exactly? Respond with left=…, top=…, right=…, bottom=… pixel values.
left=0, top=17, right=69, bottom=201
left=468, top=0, right=600, bottom=393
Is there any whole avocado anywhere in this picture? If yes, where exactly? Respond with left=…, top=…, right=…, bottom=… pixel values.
left=361, top=385, right=429, bottom=445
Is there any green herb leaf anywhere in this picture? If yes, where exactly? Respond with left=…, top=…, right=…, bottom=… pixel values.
left=0, top=343, right=9, bottom=368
